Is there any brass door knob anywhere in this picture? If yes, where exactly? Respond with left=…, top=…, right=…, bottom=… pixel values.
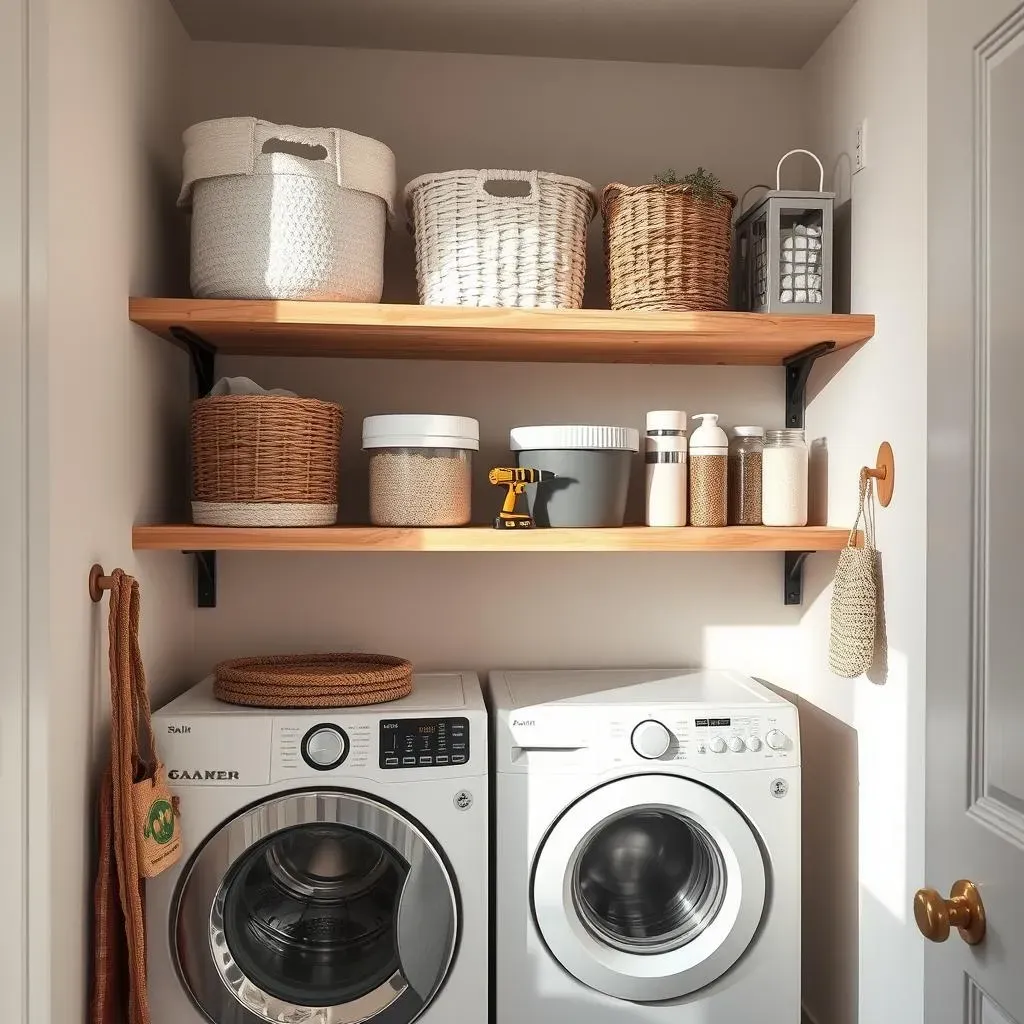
left=914, top=880, right=986, bottom=945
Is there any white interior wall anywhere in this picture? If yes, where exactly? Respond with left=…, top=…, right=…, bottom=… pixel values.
left=45, top=0, right=195, bottom=1018
left=181, top=43, right=817, bottom=683
left=799, top=0, right=928, bottom=1022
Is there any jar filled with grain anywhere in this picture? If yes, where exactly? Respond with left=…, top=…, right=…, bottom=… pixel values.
left=762, top=428, right=808, bottom=526
left=362, top=414, right=479, bottom=526
left=728, top=426, right=764, bottom=526
left=688, top=413, right=728, bottom=527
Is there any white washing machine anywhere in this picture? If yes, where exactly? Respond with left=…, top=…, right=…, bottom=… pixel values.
left=489, top=668, right=800, bottom=1024
left=148, top=672, right=487, bottom=1024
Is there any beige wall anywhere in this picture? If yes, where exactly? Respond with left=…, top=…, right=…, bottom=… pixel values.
left=45, top=0, right=195, bottom=1017
left=799, top=0, right=928, bottom=1021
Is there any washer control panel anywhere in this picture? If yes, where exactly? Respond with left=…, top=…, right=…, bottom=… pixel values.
left=608, top=711, right=798, bottom=770
left=379, top=717, right=470, bottom=769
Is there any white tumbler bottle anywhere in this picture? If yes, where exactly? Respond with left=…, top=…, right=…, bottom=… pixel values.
left=645, top=410, right=688, bottom=527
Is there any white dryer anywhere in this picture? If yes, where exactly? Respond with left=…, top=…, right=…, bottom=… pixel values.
left=489, top=668, right=800, bottom=1024
left=148, top=672, right=487, bottom=1024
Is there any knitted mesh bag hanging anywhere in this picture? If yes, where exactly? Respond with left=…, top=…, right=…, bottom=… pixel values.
left=828, top=472, right=879, bottom=678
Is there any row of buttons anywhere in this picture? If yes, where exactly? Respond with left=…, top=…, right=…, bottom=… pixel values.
left=383, top=754, right=469, bottom=767
left=699, top=729, right=788, bottom=754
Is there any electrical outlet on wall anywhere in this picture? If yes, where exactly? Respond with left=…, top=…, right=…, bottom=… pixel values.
left=855, top=119, right=868, bottom=172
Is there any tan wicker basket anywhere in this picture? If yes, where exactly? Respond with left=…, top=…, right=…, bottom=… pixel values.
left=602, top=182, right=738, bottom=311
left=190, top=395, right=342, bottom=527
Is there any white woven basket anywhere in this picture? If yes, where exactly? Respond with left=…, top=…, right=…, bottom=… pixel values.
left=179, top=117, right=396, bottom=301
left=404, top=169, right=596, bottom=308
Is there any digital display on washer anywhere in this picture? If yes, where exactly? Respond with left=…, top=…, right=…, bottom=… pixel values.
left=379, top=717, right=469, bottom=769
left=695, top=718, right=732, bottom=727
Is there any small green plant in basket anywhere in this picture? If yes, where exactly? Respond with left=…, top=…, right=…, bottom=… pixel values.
left=652, top=167, right=730, bottom=205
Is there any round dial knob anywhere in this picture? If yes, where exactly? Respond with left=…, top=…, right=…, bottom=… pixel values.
left=765, top=728, right=788, bottom=751
left=709, top=736, right=727, bottom=754
left=301, top=724, right=349, bottom=770
left=747, top=735, right=763, bottom=751
left=728, top=736, right=746, bottom=753
left=631, top=720, right=672, bottom=760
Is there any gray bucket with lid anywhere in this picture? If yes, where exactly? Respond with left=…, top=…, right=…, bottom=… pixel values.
left=510, top=425, right=640, bottom=527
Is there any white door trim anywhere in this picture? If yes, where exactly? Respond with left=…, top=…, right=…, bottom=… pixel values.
left=0, top=0, right=30, bottom=1014
left=3, top=0, right=54, bottom=1019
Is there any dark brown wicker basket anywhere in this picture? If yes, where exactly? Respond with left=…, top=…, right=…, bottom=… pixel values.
left=602, top=182, right=738, bottom=312
left=190, top=395, right=342, bottom=527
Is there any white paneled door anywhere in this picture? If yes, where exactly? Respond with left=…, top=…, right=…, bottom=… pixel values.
left=927, top=1, right=1024, bottom=1022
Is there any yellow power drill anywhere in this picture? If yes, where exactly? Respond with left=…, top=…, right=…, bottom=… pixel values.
left=488, top=467, right=556, bottom=529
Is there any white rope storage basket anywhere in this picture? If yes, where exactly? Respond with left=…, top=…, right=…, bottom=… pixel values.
left=404, top=169, right=597, bottom=308
left=179, top=117, right=396, bottom=302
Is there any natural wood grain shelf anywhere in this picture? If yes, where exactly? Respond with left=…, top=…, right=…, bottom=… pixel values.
left=132, top=525, right=859, bottom=553
left=129, top=298, right=875, bottom=365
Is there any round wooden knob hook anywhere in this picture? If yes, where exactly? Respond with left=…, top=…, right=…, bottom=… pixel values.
left=88, top=564, right=114, bottom=602
left=862, top=441, right=895, bottom=507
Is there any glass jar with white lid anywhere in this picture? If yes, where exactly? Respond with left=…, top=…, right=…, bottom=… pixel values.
left=761, top=428, right=808, bottom=527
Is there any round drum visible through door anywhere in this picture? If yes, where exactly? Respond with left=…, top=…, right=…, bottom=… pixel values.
left=531, top=775, right=766, bottom=1002
left=172, top=790, right=459, bottom=1024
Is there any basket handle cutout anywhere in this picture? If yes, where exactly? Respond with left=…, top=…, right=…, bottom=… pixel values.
left=476, top=169, right=539, bottom=204
left=482, top=178, right=533, bottom=198
left=261, top=138, right=329, bottom=162
left=776, top=149, right=825, bottom=191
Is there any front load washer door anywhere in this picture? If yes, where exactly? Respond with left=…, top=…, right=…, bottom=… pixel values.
left=173, top=790, right=458, bottom=1024
left=532, top=774, right=766, bottom=1003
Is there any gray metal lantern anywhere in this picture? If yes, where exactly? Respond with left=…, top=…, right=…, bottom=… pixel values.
left=735, top=149, right=834, bottom=315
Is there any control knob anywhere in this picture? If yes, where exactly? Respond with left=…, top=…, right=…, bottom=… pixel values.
left=631, top=720, right=672, bottom=760
left=765, top=728, right=789, bottom=751
left=747, top=736, right=763, bottom=751
left=728, top=736, right=746, bottom=753
left=301, top=724, right=349, bottom=770
left=709, top=736, right=727, bottom=754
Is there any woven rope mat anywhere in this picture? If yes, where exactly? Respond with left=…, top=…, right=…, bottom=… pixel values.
left=214, top=653, right=413, bottom=708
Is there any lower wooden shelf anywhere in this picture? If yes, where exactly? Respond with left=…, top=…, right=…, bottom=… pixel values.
left=132, top=525, right=858, bottom=553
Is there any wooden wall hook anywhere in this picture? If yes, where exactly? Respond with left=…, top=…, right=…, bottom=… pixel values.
left=89, top=563, right=114, bottom=602
left=862, top=441, right=895, bottom=507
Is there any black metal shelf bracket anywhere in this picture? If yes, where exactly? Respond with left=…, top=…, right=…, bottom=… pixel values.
left=784, top=341, right=835, bottom=429
left=784, top=551, right=811, bottom=606
left=171, top=324, right=217, bottom=606
left=182, top=549, right=217, bottom=609
left=169, top=326, right=216, bottom=398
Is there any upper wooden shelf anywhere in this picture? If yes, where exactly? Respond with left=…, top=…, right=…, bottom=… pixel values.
left=129, top=298, right=875, bottom=366
left=132, top=525, right=857, bottom=553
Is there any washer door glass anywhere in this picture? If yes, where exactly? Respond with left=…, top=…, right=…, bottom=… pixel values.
left=574, top=809, right=726, bottom=953
left=174, top=791, right=458, bottom=1024
left=532, top=775, right=766, bottom=1003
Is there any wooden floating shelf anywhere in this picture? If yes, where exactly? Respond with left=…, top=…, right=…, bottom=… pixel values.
left=129, top=298, right=875, bottom=366
left=132, top=525, right=859, bottom=553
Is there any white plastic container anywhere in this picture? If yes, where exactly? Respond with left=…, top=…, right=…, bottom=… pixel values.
left=362, top=415, right=480, bottom=527
left=762, top=428, right=809, bottom=526
left=689, top=413, right=729, bottom=527
left=179, top=118, right=396, bottom=301
left=645, top=410, right=687, bottom=527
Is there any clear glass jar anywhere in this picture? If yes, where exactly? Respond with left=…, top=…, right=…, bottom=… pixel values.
left=368, top=447, right=473, bottom=526
left=728, top=427, right=764, bottom=526
left=761, top=429, right=808, bottom=527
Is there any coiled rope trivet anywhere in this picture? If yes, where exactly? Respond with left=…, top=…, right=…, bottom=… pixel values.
left=214, top=653, right=414, bottom=708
